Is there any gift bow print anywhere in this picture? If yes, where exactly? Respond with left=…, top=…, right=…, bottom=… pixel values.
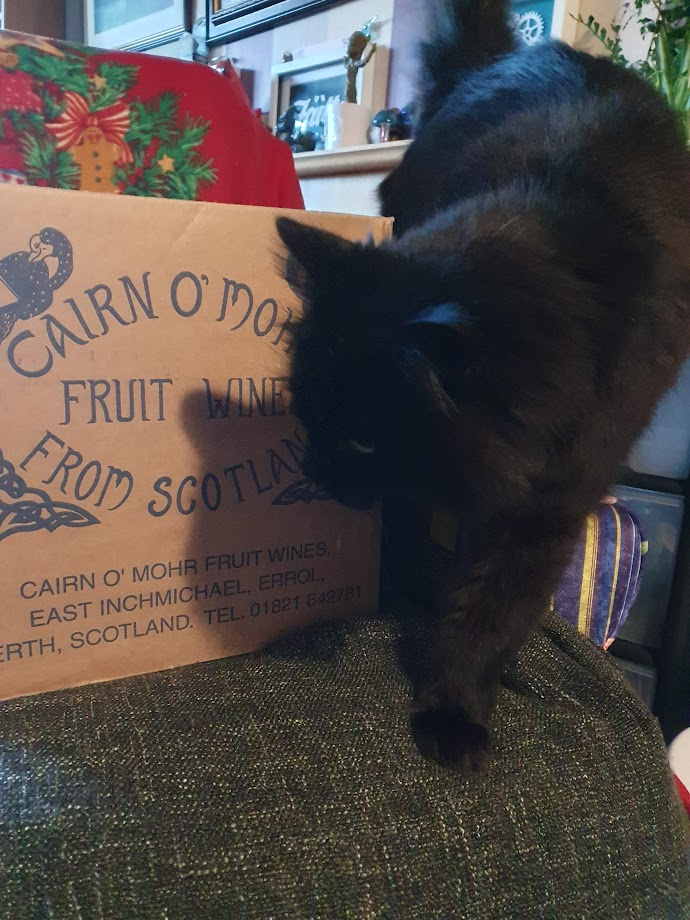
left=46, top=92, right=133, bottom=165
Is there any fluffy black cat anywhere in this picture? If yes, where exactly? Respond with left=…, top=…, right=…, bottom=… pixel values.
left=276, top=0, right=690, bottom=771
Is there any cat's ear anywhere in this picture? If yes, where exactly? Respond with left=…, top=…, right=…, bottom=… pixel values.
left=276, top=217, right=357, bottom=281
left=403, top=302, right=475, bottom=414
left=405, top=301, right=472, bottom=356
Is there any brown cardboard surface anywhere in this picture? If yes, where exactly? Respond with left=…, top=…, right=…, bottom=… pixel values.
left=0, top=186, right=392, bottom=701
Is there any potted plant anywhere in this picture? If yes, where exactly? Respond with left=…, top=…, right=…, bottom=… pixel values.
left=324, top=18, right=377, bottom=151
left=576, top=0, right=689, bottom=145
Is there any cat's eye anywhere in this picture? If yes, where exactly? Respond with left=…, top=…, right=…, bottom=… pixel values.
left=348, top=439, right=376, bottom=455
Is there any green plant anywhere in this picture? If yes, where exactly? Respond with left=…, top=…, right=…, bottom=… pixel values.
left=576, top=0, right=690, bottom=143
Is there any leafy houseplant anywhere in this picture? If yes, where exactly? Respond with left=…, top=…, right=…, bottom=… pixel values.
left=576, top=0, right=689, bottom=144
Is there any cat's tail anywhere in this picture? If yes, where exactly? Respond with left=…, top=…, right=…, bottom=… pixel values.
left=418, top=0, right=517, bottom=125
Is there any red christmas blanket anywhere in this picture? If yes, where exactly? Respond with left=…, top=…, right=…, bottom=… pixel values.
left=0, top=29, right=304, bottom=209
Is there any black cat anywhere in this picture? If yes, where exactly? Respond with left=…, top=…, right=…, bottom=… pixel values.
left=276, top=0, right=690, bottom=771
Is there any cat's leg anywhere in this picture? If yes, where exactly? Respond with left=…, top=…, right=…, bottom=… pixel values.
left=411, top=520, right=580, bottom=771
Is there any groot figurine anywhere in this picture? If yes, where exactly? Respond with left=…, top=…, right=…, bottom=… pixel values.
left=343, top=18, right=377, bottom=104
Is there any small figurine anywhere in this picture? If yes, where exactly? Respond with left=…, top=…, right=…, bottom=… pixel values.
left=291, top=132, right=318, bottom=154
left=275, top=104, right=300, bottom=144
left=343, top=17, right=377, bottom=104
left=371, top=108, right=403, bottom=143
left=370, top=106, right=417, bottom=143
left=275, top=106, right=318, bottom=152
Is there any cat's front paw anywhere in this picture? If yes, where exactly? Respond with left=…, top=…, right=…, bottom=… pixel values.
left=411, top=706, right=490, bottom=773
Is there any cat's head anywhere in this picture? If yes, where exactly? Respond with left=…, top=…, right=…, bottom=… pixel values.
left=276, top=217, right=477, bottom=511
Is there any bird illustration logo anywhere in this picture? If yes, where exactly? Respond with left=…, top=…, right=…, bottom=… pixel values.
left=0, top=227, right=74, bottom=344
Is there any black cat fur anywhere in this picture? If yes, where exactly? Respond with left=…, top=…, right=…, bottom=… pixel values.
left=276, top=0, right=690, bottom=771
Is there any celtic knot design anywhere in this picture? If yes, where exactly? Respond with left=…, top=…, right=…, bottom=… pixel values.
left=0, top=448, right=100, bottom=543
left=272, top=478, right=332, bottom=506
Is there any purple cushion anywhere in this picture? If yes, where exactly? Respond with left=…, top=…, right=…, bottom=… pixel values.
left=553, top=500, right=645, bottom=649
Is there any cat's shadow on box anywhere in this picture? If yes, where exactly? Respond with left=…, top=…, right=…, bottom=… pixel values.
left=180, top=387, right=448, bottom=677
left=180, top=388, right=350, bottom=665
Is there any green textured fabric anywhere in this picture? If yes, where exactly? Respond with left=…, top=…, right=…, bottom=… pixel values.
left=0, top=609, right=687, bottom=920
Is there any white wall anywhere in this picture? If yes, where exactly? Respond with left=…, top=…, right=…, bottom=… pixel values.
left=265, top=0, right=394, bottom=66
left=572, top=0, right=653, bottom=62
left=301, top=171, right=384, bottom=214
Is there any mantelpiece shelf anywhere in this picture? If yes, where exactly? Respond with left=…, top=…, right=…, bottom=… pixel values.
left=293, top=139, right=411, bottom=178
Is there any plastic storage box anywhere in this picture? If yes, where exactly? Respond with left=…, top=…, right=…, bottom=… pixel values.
left=613, top=656, right=657, bottom=708
left=612, top=485, right=684, bottom=649
left=627, top=358, right=690, bottom=480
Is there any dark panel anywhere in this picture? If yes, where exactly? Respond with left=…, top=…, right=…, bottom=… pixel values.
left=4, top=0, right=65, bottom=39
left=64, top=0, right=85, bottom=44
left=207, top=0, right=347, bottom=45
left=656, top=476, right=690, bottom=741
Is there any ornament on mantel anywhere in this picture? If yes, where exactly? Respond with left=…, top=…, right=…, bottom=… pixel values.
left=323, top=17, right=379, bottom=152
left=343, top=17, right=377, bottom=104
left=370, top=107, right=414, bottom=143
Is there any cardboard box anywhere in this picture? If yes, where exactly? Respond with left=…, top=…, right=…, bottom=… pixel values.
left=0, top=185, right=392, bottom=701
